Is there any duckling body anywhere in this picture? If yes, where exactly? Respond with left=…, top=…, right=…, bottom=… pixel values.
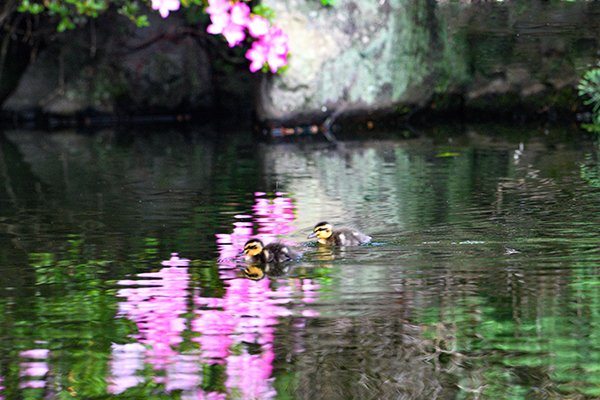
left=308, top=222, right=371, bottom=246
left=243, top=239, right=298, bottom=264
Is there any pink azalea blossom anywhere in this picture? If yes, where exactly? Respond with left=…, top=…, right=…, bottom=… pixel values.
left=245, top=26, right=289, bottom=73
left=206, top=0, right=231, bottom=34
left=265, top=27, right=289, bottom=72
left=206, top=0, right=231, bottom=15
left=230, top=2, right=250, bottom=26
left=222, top=23, right=246, bottom=47
left=246, top=41, right=269, bottom=72
left=207, top=0, right=249, bottom=47
left=220, top=2, right=251, bottom=47
left=207, top=13, right=230, bottom=35
left=151, top=0, right=180, bottom=18
left=204, top=1, right=290, bottom=72
left=248, top=15, right=270, bottom=38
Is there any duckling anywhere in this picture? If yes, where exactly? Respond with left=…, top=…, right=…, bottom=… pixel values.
left=243, top=239, right=298, bottom=264
left=307, top=221, right=371, bottom=246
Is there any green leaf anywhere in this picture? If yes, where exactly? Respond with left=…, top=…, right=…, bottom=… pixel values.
left=29, top=3, right=45, bottom=13
left=17, top=0, right=46, bottom=14
left=252, top=4, right=275, bottom=21
left=57, top=17, right=76, bottom=31
left=47, top=2, right=68, bottom=15
left=436, top=152, right=461, bottom=158
left=136, top=15, right=150, bottom=27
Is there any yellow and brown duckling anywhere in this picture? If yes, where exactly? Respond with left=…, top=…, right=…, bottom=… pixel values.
left=243, top=239, right=299, bottom=265
left=308, top=221, right=372, bottom=246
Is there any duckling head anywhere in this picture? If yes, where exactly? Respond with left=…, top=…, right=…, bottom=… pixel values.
left=308, top=221, right=333, bottom=243
left=243, top=239, right=264, bottom=257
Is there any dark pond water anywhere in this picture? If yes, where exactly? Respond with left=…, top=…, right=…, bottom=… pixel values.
left=0, top=125, right=598, bottom=399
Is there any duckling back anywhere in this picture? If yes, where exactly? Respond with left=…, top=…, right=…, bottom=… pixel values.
left=262, top=242, right=298, bottom=263
left=330, top=228, right=372, bottom=246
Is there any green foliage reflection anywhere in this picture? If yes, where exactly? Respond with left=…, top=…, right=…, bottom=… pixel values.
left=419, top=260, right=600, bottom=399
left=0, top=235, right=160, bottom=398
left=579, top=142, right=600, bottom=188
left=578, top=63, right=600, bottom=133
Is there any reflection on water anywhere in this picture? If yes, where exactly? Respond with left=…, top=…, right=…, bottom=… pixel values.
left=110, top=192, right=318, bottom=398
left=113, top=254, right=191, bottom=393
left=19, top=350, right=49, bottom=390
left=0, top=126, right=598, bottom=398
left=112, top=255, right=319, bottom=398
left=216, top=192, right=296, bottom=269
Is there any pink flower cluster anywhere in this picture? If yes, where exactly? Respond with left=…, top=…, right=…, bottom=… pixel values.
left=205, top=0, right=289, bottom=73
left=151, top=0, right=180, bottom=18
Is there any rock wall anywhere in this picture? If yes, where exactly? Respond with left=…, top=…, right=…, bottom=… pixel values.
left=2, top=11, right=218, bottom=118
left=0, top=1, right=38, bottom=108
left=258, top=0, right=600, bottom=123
left=434, top=0, right=600, bottom=120
left=0, top=12, right=254, bottom=122
left=258, top=0, right=439, bottom=122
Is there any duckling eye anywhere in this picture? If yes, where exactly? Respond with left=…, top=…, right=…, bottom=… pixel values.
left=245, top=245, right=257, bottom=250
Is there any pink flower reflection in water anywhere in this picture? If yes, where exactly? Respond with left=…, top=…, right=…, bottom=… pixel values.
left=19, top=349, right=49, bottom=390
left=108, top=343, right=146, bottom=394
left=226, top=348, right=277, bottom=399
left=215, top=217, right=253, bottom=268
left=193, top=279, right=286, bottom=399
left=109, top=193, right=320, bottom=397
left=163, top=354, right=201, bottom=392
left=182, top=391, right=226, bottom=400
left=162, top=253, right=191, bottom=267
left=193, top=275, right=320, bottom=397
left=253, top=192, right=296, bottom=242
left=112, top=253, right=191, bottom=393
left=192, top=192, right=318, bottom=398
left=112, top=254, right=227, bottom=398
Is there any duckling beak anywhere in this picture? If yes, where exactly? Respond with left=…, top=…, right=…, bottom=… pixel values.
left=307, top=232, right=316, bottom=239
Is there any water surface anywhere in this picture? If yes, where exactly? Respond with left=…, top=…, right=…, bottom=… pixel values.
left=0, top=125, right=598, bottom=399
